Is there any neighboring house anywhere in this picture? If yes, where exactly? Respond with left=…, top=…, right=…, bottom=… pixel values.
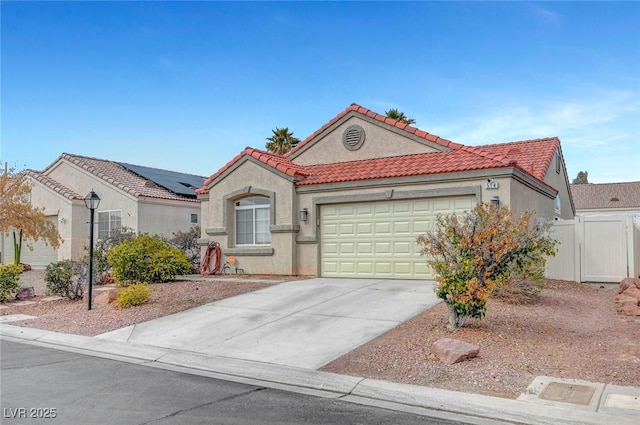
left=570, top=181, right=640, bottom=215
left=197, top=103, right=574, bottom=279
left=1, top=153, right=204, bottom=268
left=552, top=181, right=640, bottom=282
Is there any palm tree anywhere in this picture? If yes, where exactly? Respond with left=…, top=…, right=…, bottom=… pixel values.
left=265, top=127, right=300, bottom=154
left=385, top=108, right=416, bottom=125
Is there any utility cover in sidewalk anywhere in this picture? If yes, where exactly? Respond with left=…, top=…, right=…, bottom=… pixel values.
left=539, top=382, right=596, bottom=405
left=604, top=394, right=640, bottom=411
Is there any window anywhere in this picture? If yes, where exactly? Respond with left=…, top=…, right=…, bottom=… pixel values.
left=98, top=210, right=122, bottom=240
left=235, top=197, right=271, bottom=245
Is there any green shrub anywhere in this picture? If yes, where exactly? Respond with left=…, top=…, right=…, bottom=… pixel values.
left=45, top=260, right=85, bottom=300
left=84, top=227, right=137, bottom=285
left=107, top=234, right=191, bottom=286
left=115, top=283, right=150, bottom=308
left=0, top=264, right=24, bottom=302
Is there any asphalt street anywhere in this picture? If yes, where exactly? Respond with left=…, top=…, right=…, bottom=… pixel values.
left=0, top=340, right=473, bottom=425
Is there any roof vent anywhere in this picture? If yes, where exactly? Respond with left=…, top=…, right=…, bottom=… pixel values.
left=342, top=124, right=366, bottom=151
left=610, top=197, right=620, bottom=202
left=144, top=180, right=156, bottom=188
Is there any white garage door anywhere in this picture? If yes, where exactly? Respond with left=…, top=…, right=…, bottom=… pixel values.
left=320, top=196, right=474, bottom=279
left=13, top=216, right=59, bottom=268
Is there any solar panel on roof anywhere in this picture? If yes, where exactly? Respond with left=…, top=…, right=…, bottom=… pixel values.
left=120, top=163, right=205, bottom=198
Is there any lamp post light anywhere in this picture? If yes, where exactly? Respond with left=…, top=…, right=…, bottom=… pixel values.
left=84, top=190, right=100, bottom=311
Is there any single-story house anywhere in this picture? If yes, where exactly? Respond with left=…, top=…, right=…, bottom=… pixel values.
left=1, top=153, right=204, bottom=268
left=197, top=103, right=574, bottom=279
left=570, top=181, right=640, bottom=215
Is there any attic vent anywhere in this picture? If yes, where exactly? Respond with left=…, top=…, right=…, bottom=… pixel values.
left=611, top=197, right=620, bottom=202
left=342, top=124, right=365, bottom=151
left=143, top=180, right=156, bottom=188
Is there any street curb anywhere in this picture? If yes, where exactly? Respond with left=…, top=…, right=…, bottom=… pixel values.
left=1, top=324, right=636, bottom=425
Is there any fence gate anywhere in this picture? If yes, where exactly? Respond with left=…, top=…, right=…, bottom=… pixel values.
left=548, top=214, right=638, bottom=283
left=580, top=214, right=629, bottom=283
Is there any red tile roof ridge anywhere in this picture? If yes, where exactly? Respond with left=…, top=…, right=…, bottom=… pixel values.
left=24, top=170, right=83, bottom=200
left=197, top=147, right=309, bottom=194
left=284, top=103, right=459, bottom=158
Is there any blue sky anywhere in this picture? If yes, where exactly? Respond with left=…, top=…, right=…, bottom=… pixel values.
left=2, top=1, right=639, bottom=183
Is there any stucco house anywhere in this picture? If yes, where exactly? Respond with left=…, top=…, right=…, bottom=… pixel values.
left=197, top=103, right=574, bottom=279
left=1, top=153, right=204, bottom=268
left=570, top=181, right=640, bottom=216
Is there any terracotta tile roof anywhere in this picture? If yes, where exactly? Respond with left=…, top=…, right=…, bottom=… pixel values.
left=197, top=147, right=308, bottom=194
left=284, top=103, right=459, bottom=158
left=298, top=150, right=507, bottom=186
left=25, top=170, right=83, bottom=200
left=199, top=104, right=562, bottom=194
left=475, top=137, right=560, bottom=180
left=570, top=182, right=640, bottom=210
left=58, top=153, right=200, bottom=202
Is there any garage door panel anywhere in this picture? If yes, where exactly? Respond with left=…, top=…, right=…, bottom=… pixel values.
left=321, top=196, right=474, bottom=279
left=413, top=219, right=431, bottom=233
left=393, top=241, right=411, bottom=254
left=356, top=262, right=373, bottom=274
left=339, top=223, right=355, bottom=235
left=340, top=243, right=355, bottom=254
left=393, top=221, right=410, bottom=234
left=394, top=263, right=412, bottom=276
left=455, top=197, right=474, bottom=209
left=375, top=242, right=391, bottom=254
left=374, top=203, right=391, bottom=214
left=375, top=222, right=391, bottom=234
left=393, top=202, right=411, bottom=214
left=357, top=242, right=373, bottom=254
left=434, top=199, right=453, bottom=211
left=375, top=262, right=392, bottom=274
left=339, top=262, right=355, bottom=273
left=356, top=222, right=372, bottom=235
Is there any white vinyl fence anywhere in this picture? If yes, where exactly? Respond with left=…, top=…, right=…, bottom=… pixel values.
left=546, top=213, right=640, bottom=283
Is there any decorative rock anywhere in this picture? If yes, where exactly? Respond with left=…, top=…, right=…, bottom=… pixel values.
left=433, top=338, right=480, bottom=365
left=93, top=288, right=119, bottom=305
left=615, top=278, right=640, bottom=316
left=16, top=286, right=35, bottom=300
left=618, top=278, right=638, bottom=294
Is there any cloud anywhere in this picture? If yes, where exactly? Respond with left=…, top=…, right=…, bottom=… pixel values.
left=527, top=3, right=562, bottom=28
left=446, top=90, right=639, bottom=147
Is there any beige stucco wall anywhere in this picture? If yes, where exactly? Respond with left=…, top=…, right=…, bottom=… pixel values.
left=542, top=149, right=574, bottom=219
left=509, top=179, right=556, bottom=220
left=291, top=116, right=442, bottom=166
left=200, top=159, right=298, bottom=275
left=138, top=199, right=200, bottom=238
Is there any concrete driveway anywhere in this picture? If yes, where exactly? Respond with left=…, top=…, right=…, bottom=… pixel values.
left=98, top=278, right=440, bottom=370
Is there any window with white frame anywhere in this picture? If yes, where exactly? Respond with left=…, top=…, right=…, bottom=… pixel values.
left=98, top=210, right=122, bottom=240
left=235, top=197, right=271, bottom=245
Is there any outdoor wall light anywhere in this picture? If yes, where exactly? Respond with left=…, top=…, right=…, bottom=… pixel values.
left=300, top=208, right=309, bottom=222
left=84, top=190, right=101, bottom=311
left=490, top=196, right=500, bottom=207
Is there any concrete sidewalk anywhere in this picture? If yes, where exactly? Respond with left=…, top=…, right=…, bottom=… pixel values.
left=96, top=278, right=439, bottom=369
left=1, top=324, right=638, bottom=425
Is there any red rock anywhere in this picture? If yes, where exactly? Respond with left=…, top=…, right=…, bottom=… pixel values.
left=93, top=288, right=119, bottom=305
left=619, top=278, right=637, bottom=294
left=623, top=287, right=640, bottom=302
left=621, top=301, right=640, bottom=316
left=433, top=338, right=480, bottom=365
left=635, top=278, right=640, bottom=290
